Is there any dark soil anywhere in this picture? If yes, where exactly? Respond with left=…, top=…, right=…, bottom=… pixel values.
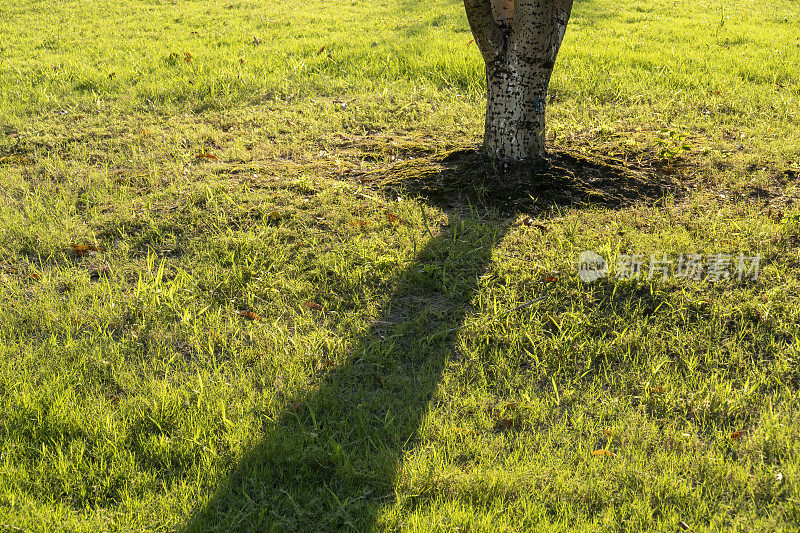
left=351, top=146, right=685, bottom=215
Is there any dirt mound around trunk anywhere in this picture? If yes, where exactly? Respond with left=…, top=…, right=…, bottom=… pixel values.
left=352, top=147, right=683, bottom=214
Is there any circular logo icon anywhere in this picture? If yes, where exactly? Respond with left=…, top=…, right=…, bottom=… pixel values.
left=578, top=251, right=608, bottom=283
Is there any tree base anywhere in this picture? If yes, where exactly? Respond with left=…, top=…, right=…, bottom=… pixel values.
left=486, top=148, right=552, bottom=183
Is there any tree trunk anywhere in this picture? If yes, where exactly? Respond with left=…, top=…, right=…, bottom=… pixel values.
left=464, top=0, right=573, bottom=163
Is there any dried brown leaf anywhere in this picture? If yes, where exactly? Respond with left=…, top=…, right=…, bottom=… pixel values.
left=238, top=310, right=263, bottom=321
left=386, top=212, right=406, bottom=225
left=70, top=243, right=105, bottom=257
left=592, top=449, right=616, bottom=457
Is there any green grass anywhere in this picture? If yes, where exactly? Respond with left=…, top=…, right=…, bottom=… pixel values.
left=2, top=0, right=800, bottom=530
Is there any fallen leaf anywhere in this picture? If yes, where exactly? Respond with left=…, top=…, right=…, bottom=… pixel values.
left=317, top=46, right=326, bottom=55
left=195, top=153, right=217, bottom=160
left=70, top=243, right=105, bottom=257
left=184, top=52, right=193, bottom=63
left=520, top=216, right=547, bottom=232
left=542, top=273, right=559, bottom=283
left=730, top=430, right=744, bottom=440
left=238, top=310, right=263, bottom=321
left=603, top=430, right=615, bottom=437
left=592, top=449, right=616, bottom=457
left=305, top=301, right=323, bottom=310
left=386, top=212, right=406, bottom=225
left=466, top=39, right=474, bottom=46
left=648, top=386, right=666, bottom=394
left=291, top=400, right=303, bottom=410
left=350, top=220, right=368, bottom=227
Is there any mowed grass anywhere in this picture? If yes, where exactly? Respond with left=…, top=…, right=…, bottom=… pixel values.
left=2, top=0, right=800, bottom=530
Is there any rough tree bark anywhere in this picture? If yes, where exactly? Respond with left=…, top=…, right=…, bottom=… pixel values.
left=464, top=0, right=573, bottom=163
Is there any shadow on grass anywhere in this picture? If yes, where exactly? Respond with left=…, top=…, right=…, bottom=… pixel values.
left=184, top=149, right=675, bottom=531
left=366, top=147, right=681, bottom=214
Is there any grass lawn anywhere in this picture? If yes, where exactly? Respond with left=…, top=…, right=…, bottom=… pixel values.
left=2, top=0, right=800, bottom=530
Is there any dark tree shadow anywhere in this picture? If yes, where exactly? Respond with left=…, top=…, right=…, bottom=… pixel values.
left=183, top=148, right=679, bottom=532
left=367, top=147, right=681, bottom=214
